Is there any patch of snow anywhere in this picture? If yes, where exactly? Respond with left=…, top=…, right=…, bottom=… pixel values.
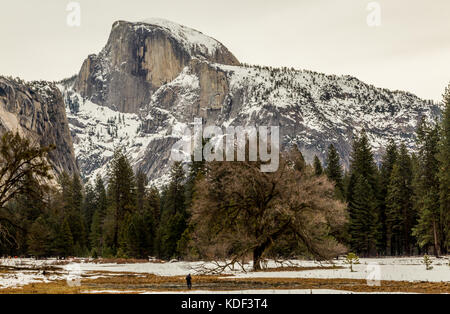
left=234, top=257, right=450, bottom=283
left=76, top=261, right=206, bottom=277
left=71, top=257, right=450, bottom=283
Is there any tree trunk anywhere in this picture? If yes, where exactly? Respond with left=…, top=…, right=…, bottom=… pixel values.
left=433, top=221, right=441, bottom=257
left=404, top=222, right=410, bottom=256
left=253, top=246, right=265, bottom=271
left=386, top=230, right=392, bottom=256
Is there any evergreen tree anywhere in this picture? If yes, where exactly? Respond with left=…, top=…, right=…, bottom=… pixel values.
left=107, top=148, right=136, bottom=252
left=58, top=172, right=73, bottom=214
left=148, top=187, right=161, bottom=224
left=55, top=173, right=87, bottom=255
left=71, top=174, right=83, bottom=213
left=94, top=175, right=108, bottom=220
left=438, top=85, right=450, bottom=254
left=325, top=144, right=344, bottom=198
left=291, top=146, right=306, bottom=172
left=89, top=210, right=102, bottom=256
left=61, top=218, right=74, bottom=257
left=412, top=119, right=441, bottom=256
left=68, top=174, right=87, bottom=254
left=179, top=152, right=207, bottom=257
left=386, top=145, right=414, bottom=255
left=89, top=175, right=108, bottom=255
left=148, top=187, right=161, bottom=256
left=163, top=162, right=186, bottom=216
left=379, top=140, right=398, bottom=254
left=349, top=130, right=379, bottom=191
left=121, top=169, right=156, bottom=258
left=120, top=211, right=155, bottom=258
left=27, top=217, right=51, bottom=258
left=158, top=162, right=187, bottom=259
left=347, top=131, right=380, bottom=256
left=313, top=155, right=323, bottom=176
left=348, top=175, right=378, bottom=255
left=381, top=140, right=398, bottom=182
left=185, top=155, right=206, bottom=210
left=136, top=170, right=148, bottom=214
left=83, top=183, right=96, bottom=242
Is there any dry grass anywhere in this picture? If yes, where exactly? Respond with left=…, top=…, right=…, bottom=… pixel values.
left=1, top=271, right=448, bottom=294
left=1, top=281, right=86, bottom=294
left=0, top=265, right=61, bottom=272
left=225, top=277, right=450, bottom=294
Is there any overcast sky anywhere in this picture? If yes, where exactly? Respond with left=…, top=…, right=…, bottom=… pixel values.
left=0, top=0, right=448, bottom=101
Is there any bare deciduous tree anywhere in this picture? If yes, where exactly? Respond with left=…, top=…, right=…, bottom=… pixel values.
left=188, top=149, right=347, bottom=272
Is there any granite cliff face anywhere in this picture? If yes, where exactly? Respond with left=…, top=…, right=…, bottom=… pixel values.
left=73, top=19, right=239, bottom=114
left=60, top=18, right=441, bottom=185
left=0, top=77, right=78, bottom=176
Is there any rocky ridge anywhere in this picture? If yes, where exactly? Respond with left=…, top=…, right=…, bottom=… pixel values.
left=58, top=19, right=441, bottom=185
left=0, top=76, right=78, bottom=177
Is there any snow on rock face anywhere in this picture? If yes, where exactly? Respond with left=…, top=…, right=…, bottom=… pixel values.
left=61, top=67, right=202, bottom=185
left=214, top=64, right=441, bottom=166
left=137, top=18, right=226, bottom=61
left=60, top=86, right=172, bottom=182
left=63, top=19, right=441, bottom=186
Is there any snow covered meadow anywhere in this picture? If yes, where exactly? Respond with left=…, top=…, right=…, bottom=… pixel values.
left=0, top=256, right=448, bottom=294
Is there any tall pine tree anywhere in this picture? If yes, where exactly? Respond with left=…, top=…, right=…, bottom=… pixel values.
left=347, top=130, right=380, bottom=256
left=313, top=156, right=323, bottom=176
left=412, top=119, right=441, bottom=256
left=107, top=148, right=136, bottom=253
left=386, top=144, right=414, bottom=255
left=90, top=175, right=108, bottom=256
left=348, top=175, right=378, bottom=255
left=379, top=140, right=398, bottom=254
left=158, top=162, right=187, bottom=259
left=325, top=144, right=344, bottom=199
left=438, top=85, right=450, bottom=254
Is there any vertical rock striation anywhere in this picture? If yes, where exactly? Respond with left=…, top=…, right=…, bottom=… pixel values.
left=0, top=77, right=78, bottom=176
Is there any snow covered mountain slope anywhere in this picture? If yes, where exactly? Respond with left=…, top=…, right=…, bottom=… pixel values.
left=60, top=19, right=441, bottom=185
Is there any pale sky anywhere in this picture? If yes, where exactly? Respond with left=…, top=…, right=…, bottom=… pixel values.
left=0, top=0, right=449, bottom=101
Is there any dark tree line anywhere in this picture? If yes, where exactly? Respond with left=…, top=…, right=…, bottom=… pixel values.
left=0, top=144, right=203, bottom=260
left=319, top=85, right=450, bottom=257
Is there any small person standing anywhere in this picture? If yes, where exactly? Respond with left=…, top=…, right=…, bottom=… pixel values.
left=186, top=274, right=192, bottom=290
